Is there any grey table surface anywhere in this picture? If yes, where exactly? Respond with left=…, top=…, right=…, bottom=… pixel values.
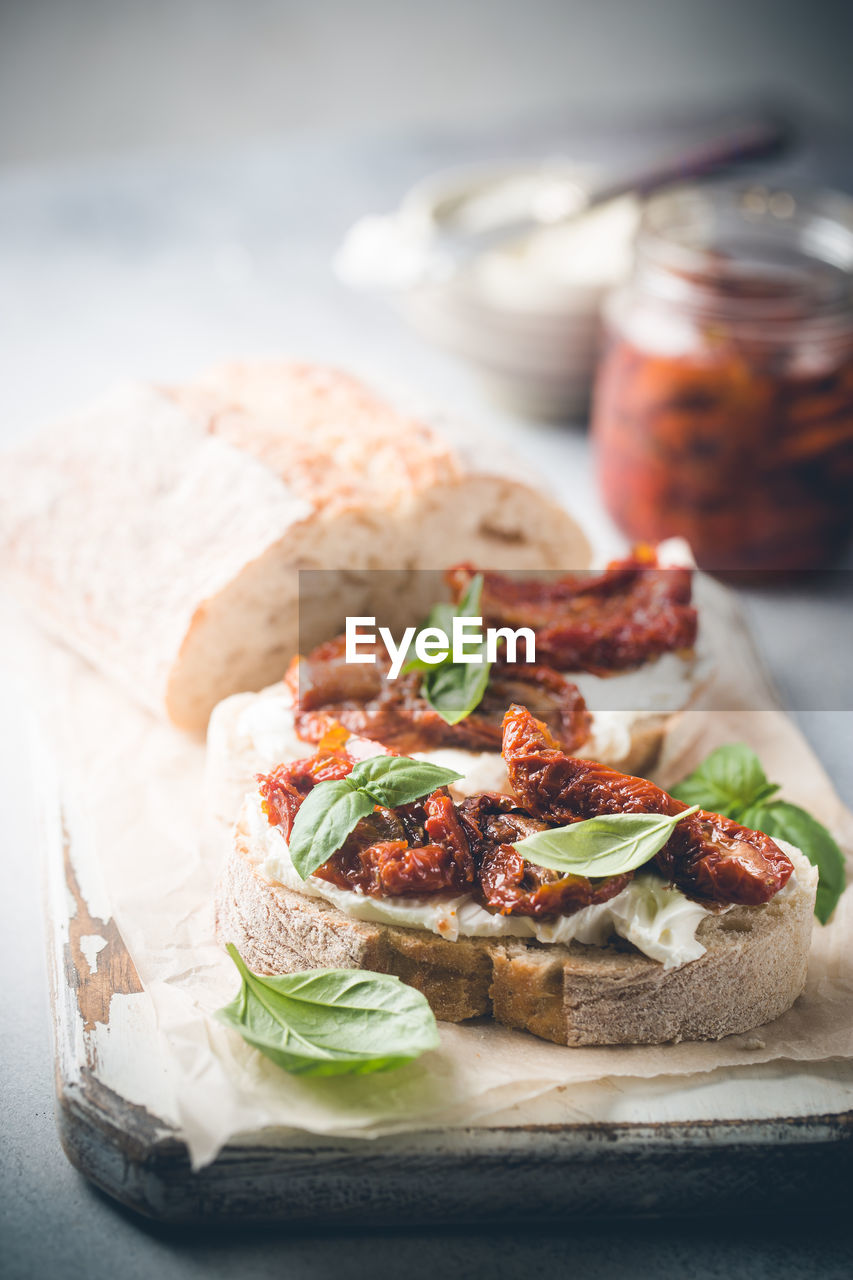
left=1, top=114, right=852, bottom=1278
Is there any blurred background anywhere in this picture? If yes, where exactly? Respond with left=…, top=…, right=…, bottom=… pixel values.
left=1, top=0, right=851, bottom=630
left=1, top=0, right=852, bottom=164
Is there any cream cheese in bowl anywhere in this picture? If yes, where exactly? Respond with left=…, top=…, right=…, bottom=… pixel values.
left=465, top=197, right=638, bottom=313
left=335, top=161, right=640, bottom=419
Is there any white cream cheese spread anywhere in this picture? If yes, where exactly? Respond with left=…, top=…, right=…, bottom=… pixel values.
left=232, top=634, right=711, bottom=801
left=242, top=791, right=795, bottom=971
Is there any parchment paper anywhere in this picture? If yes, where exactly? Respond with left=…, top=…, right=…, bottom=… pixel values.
left=5, top=598, right=852, bottom=1170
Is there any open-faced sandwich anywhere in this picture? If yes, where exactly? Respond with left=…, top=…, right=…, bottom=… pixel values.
left=206, top=545, right=712, bottom=830
left=216, top=705, right=816, bottom=1047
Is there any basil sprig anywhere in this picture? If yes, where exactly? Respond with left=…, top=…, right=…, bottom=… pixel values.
left=512, top=805, right=699, bottom=878
left=288, top=754, right=463, bottom=879
left=216, top=945, right=439, bottom=1076
left=671, top=744, right=846, bottom=924
left=403, top=574, right=492, bottom=726
left=669, top=743, right=781, bottom=819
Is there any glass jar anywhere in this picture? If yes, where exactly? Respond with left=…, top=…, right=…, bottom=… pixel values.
left=590, top=183, right=853, bottom=571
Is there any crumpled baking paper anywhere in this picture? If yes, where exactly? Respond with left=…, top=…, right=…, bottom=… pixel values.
left=5, top=596, right=851, bottom=1170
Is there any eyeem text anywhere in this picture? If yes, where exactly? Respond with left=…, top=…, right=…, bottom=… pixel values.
left=345, top=616, right=536, bottom=679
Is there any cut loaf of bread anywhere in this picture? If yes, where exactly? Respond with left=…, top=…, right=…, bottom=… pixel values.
left=0, top=362, right=590, bottom=729
left=216, top=816, right=817, bottom=1047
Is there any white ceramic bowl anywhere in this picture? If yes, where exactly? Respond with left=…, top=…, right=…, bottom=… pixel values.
left=379, top=161, right=640, bottom=419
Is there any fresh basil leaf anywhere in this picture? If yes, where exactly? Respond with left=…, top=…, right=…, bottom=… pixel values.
left=673, top=744, right=846, bottom=924
left=216, top=946, right=439, bottom=1076
left=422, top=652, right=492, bottom=726
left=455, top=572, right=483, bottom=620
left=401, top=602, right=456, bottom=674
left=287, top=756, right=464, bottom=877
left=671, top=743, right=779, bottom=819
left=513, top=805, right=699, bottom=879
left=288, top=779, right=375, bottom=879
left=739, top=800, right=846, bottom=925
left=401, top=575, right=492, bottom=725
left=349, top=754, right=463, bottom=807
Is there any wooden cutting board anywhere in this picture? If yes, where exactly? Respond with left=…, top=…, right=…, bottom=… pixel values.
left=47, top=788, right=853, bottom=1225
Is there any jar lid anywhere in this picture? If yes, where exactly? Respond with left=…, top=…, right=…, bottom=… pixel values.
left=634, top=182, right=853, bottom=324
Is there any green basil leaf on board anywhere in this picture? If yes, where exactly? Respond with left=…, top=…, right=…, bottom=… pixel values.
left=287, top=779, right=375, bottom=880
left=738, top=800, right=846, bottom=925
left=672, top=744, right=846, bottom=923
left=513, top=806, right=699, bottom=879
left=288, top=755, right=463, bottom=879
left=349, top=755, right=463, bottom=808
left=670, top=743, right=780, bottom=819
left=216, top=945, right=439, bottom=1076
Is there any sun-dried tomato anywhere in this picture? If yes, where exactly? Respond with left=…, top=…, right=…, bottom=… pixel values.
left=657, top=812, right=796, bottom=906
left=257, top=710, right=794, bottom=917
left=478, top=845, right=632, bottom=918
left=501, top=704, right=792, bottom=905
left=458, top=791, right=631, bottom=917
left=257, top=729, right=391, bottom=840
left=314, top=790, right=476, bottom=897
left=286, top=637, right=590, bottom=754
left=447, top=549, right=697, bottom=675
left=258, top=756, right=351, bottom=841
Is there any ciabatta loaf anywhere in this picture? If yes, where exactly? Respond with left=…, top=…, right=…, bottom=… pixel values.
left=216, top=816, right=816, bottom=1047
left=0, top=362, right=589, bottom=729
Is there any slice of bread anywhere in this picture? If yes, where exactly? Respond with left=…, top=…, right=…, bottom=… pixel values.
left=215, top=816, right=816, bottom=1047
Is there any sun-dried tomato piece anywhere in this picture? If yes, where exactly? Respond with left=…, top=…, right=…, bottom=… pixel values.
left=457, top=790, right=547, bottom=853
left=286, top=637, right=590, bottom=754
left=457, top=791, right=631, bottom=917
left=657, top=812, right=797, bottom=906
left=314, top=790, right=476, bottom=897
left=315, top=834, right=457, bottom=896
left=447, top=549, right=697, bottom=674
left=422, top=789, right=477, bottom=885
left=477, top=843, right=632, bottom=918
left=501, top=704, right=793, bottom=905
left=479, top=664, right=591, bottom=752
left=258, top=755, right=354, bottom=840
left=257, top=768, right=306, bottom=841
left=258, top=730, right=392, bottom=839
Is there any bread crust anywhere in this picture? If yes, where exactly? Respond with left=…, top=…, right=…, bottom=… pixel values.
left=215, top=822, right=816, bottom=1047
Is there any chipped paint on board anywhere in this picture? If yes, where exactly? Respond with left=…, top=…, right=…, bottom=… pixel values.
left=63, top=827, right=143, bottom=1033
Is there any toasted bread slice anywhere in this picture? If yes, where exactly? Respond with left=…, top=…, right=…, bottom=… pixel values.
left=215, top=815, right=816, bottom=1047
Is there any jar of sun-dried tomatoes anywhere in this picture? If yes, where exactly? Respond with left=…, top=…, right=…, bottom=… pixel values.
left=591, top=184, right=853, bottom=571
